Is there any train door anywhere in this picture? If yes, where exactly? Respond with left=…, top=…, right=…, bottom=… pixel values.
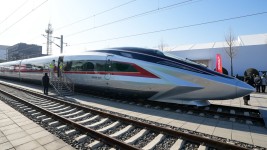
left=105, top=55, right=113, bottom=81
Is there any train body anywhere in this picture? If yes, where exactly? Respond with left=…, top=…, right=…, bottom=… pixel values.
left=0, top=47, right=254, bottom=106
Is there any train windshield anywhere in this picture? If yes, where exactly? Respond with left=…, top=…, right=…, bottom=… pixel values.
left=163, top=52, right=205, bottom=66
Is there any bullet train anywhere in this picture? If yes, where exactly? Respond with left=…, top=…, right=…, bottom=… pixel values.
left=0, top=47, right=254, bottom=106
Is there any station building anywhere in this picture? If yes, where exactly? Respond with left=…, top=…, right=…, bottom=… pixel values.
left=167, top=33, right=267, bottom=77
left=0, top=45, right=9, bottom=62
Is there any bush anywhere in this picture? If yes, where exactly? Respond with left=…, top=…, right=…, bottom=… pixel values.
left=244, top=68, right=259, bottom=77
left=222, top=67, right=228, bottom=75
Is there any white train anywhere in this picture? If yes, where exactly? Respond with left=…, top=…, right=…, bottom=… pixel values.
left=0, top=47, right=254, bottom=106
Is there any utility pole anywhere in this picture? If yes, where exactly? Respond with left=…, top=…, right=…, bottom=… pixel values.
left=54, top=35, right=64, bottom=54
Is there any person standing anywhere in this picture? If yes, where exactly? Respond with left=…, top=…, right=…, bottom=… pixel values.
left=42, top=73, right=49, bottom=95
left=243, top=77, right=251, bottom=105
left=254, top=75, right=261, bottom=93
left=261, top=73, right=267, bottom=93
left=248, top=75, right=255, bottom=88
left=59, top=61, right=63, bottom=78
left=50, top=60, right=55, bottom=79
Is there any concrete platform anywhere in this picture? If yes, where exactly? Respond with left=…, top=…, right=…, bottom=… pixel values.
left=0, top=98, right=75, bottom=150
left=1, top=79, right=267, bottom=148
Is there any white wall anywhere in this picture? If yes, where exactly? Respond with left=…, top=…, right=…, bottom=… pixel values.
left=169, top=44, right=267, bottom=76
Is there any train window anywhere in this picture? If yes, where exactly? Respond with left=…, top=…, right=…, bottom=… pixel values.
left=95, top=61, right=105, bottom=71
left=112, top=62, right=137, bottom=72
left=64, top=61, right=72, bottom=71
left=64, top=60, right=95, bottom=71
left=71, top=61, right=83, bottom=71
left=26, top=64, right=32, bottom=69
left=81, top=62, right=94, bottom=71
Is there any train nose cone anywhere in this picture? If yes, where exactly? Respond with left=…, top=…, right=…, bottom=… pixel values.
left=235, top=80, right=255, bottom=97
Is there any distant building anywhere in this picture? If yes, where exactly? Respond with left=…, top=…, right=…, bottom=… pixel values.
left=7, top=43, right=43, bottom=61
left=0, top=45, right=9, bottom=62
left=167, top=33, right=267, bottom=76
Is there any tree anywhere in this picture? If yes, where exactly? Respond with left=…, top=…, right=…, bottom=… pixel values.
left=224, top=29, right=239, bottom=76
left=158, top=39, right=168, bottom=51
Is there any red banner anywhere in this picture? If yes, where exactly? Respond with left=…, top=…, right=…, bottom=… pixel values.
left=216, top=54, right=223, bottom=74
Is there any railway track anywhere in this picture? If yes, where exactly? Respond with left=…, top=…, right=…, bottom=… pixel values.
left=78, top=88, right=265, bottom=127
left=1, top=80, right=264, bottom=127
left=0, top=82, right=265, bottom=149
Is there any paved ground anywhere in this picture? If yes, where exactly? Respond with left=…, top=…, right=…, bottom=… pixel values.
left=1, top=79, right=267, bottom=148
left=0, top=100, right=75, bottom=150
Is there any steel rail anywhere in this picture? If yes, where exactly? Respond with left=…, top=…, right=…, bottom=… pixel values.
left=0, top=82, right=249, bottom=150
left=0, top=89, right=139, bottom=150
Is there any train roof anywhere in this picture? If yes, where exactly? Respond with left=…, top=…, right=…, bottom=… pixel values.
left=93, top=47, right=164, bottom=57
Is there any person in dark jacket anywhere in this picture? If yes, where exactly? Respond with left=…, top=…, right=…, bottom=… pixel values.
left=42, top=73, right=49, bottom=95
left=248, top=75, right=255, bottom=88
left=254, top=75, right=261, bottom=93
left=243, top=77, right=251, bottom=105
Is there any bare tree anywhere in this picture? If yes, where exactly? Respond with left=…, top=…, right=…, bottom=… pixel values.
left=224, top=29, right=239, bottom=76
left=158, top=39, right=168, bottom=51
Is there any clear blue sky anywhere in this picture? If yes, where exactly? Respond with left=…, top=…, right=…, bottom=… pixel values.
left=0, top=0, right=267, bottom=54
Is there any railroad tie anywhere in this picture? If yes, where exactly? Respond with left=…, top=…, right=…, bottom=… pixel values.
left=109, top=125, right=133, bottom=138
left=28, top=110, right=36, bottom=113
left=47, top=104, right=65, bottom=110
left=57, top=108, right=76, bottom=115
left=87, top=140, right=103, bottom=149
left=198, top=145, right=207, bottom=150
left=96, top=121, right=120, bottom=132
left=77, top=115, right=99, bottom=124
left=142, top=134, right=165, bottom=150
left=36, top=115, right=46, bottom=119
left=124, top=129, right=148, bottom=144
left=56, top=125, right=67, bottom=130
left=31, top=112, right=41, bottom=116
left=75, top=134, right=88, bottom=143
left=85, top=118, right=109, bottom=128
left=51, top=106, right=70, bottom=113
left=42, top=117, right=52, bottom=122
left=62, top=110, right=83, bottom=117
left=69, top=113, right=90, bottom=121
left=48, top=121, right=60, bottom=127
left=23, top=108, right=31, bottom=111
left=65, top=129, right=78, bottom=136
left=170, top=139, right=185, bottom=150
left=19, top=105, right=28, bottom=109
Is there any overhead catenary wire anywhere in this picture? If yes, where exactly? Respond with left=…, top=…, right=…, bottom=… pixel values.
left=6, top=0, right=198, bottom=49
left=69, top=11, right=267, bottom=46
left=66, top=0, right=200, bottom=37
left=3, top=0, right=137, bottom=50
left=0, top=0, right=48, bottom=36
left=0, top=0, right=29, bottom=25
left=55, top=0, right=138, bottom=31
